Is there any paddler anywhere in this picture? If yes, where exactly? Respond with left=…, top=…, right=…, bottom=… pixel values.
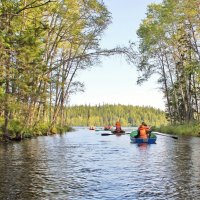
left=136, top=122, right=151, bottom=138
left=115, top=121, right=122, bottom=132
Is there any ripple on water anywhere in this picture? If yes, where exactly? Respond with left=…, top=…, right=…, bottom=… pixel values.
left=1, top=129, right=200, bottom=200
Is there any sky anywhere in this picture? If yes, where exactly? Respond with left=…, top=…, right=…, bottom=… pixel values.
left=69, top=0, right=165, bottom=110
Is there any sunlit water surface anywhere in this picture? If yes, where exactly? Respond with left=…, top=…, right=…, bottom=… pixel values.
left=1, top=127, right=200, bottom=200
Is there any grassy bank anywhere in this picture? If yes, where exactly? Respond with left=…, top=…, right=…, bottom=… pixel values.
left=153, top=123, right=200, bottom=137
left=0, top=121, right=73, bottom=142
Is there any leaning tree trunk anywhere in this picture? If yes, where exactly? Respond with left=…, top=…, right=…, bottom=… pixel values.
left=159, top=53, right=173, bottom=124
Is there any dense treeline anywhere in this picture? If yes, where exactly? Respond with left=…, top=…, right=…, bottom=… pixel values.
left=0, top=0, right=133, bottom=140
left=136, top=0, right=200, bottom=124
left=66, top=104, right=168, bottom=127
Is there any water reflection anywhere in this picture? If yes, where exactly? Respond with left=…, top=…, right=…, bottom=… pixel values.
left=137, top=143, right=148, bottom=150
left=0, top=129, right=200, bottom=199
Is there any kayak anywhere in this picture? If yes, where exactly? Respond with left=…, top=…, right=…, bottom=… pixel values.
left=89, top=126, right=95, bottom=130
left=130, top=130, right=157, bottom=144
left=104, top=126, right=112, bottom=130
left=130, top=137, right=156, bottom=144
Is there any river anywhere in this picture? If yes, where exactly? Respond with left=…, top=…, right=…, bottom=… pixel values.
left=0, top=127, right=200, bottom=200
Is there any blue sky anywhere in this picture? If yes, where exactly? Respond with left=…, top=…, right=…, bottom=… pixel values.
left=70, top=0, right=165, bottom=110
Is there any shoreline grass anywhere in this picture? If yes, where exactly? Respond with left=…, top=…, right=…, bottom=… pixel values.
left=153, top=123, right=200, bottom=137
left=0, top=124, right=74, bottom=143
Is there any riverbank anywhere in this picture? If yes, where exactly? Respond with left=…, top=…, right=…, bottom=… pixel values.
left=0, top=125, right=73, bottom=143
left=152, top=123, right=200, bottom=137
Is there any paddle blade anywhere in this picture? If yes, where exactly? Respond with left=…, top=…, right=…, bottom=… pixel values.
left=171, top=136, right=178, bottom=139
left=101, top=133, right=113, bottom=136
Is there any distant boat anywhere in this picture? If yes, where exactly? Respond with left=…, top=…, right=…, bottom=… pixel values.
left=89, top=126, right=95, bottom=130
left=104, top=125, right=112, bottom=131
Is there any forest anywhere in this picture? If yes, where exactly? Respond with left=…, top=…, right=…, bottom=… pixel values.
left=0, top=0, right=199, bottom=140
left=65, top=104, right=167, bottom=127
left=136, top=0, right=200, bottom=124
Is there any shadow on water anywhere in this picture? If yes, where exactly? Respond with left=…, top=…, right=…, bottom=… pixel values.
left=1, top=127, right=200, bottom=200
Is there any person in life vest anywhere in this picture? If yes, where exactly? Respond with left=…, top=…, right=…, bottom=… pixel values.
left=115, top=121, right=121, bottom=132
left=137, top=122, right=151, bottom=138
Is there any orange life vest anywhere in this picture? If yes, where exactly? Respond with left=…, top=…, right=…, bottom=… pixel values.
left=116, top=121, right=121, bottom=126
left=138, top=125, right=148, bottom=139
left=115, top=122, right=121, bottom=128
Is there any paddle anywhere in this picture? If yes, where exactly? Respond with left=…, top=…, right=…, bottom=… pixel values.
left=153, top=131, right=178, bottom=139
left=101, top=132, right=126, bottom=136
left=101, top=133, right=114, bottom=136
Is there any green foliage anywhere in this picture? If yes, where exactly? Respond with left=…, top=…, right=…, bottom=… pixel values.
left=0, top=119, right=24, bottom=138
left=55, top=125, right=73, bottom=134
left=0, top=0, right=114, bottom=139
left=136, top=0, right=200, bottom=124
left=154, top=123, right=200, bottom=136
left=32, top=122, right=50, bottom=136
left=0, top=117, right=4, bottom=136
left=65, top=104, right=168, bottom=127
left=8, top=120, right=23, bottom=134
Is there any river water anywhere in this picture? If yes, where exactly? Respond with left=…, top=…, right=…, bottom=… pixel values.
left=1, top=127, right=200, bottom=200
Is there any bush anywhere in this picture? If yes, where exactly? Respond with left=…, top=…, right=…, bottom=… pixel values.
left=32, top=122, right=50, bottom=136
left=155, top=123, right=200, bottom=136
left=55, top=125, right=73, bottom=134
left=7, top=120, right=23, bottom=137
